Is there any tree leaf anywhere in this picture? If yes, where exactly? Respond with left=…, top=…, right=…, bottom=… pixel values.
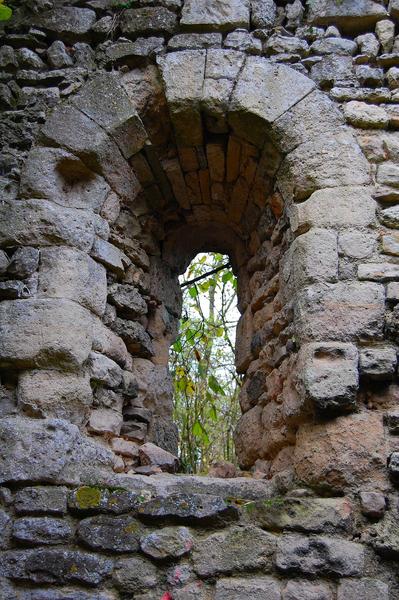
left=0, top=4, right=12, bottom=20
left=188, top=286, right=198, bottom=299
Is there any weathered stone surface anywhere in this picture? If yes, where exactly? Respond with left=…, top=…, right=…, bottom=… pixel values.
left=0, top=299, right=94, bottom=369
left=337, top=579, right=389, bottom=600
left=215, top=577, right=281, bottom=600
left=290, top=186, right=376, bottom=232
left=38, top=247, right=107, bottom=317
left=68, top=486, right=140, bottom=515
left=12, top=517, right=73, bottom=545
left=158, top=50, right=205, bottom=145
left=311, top=37, right=357, bottom=55
left=0, top=280, right=31, bottom=300
left=298, top=342, right=358, bottom=413
left=108, top=283, right=147, bottom=319
left=113, top=556, right=159, bottom=593
left=78, top=514, right=143, bottom=552
left=283, top=580, right=333, bottom=600
left=88, top=408, right=122, bottom=436
left=234, top=405, right=263, bottom=469
left=224, top=30, right=262, bottom=55
left=140, top=526, right=193, bottom=559
left=36, top=7, right=97, bottom=43
left=137, top=493, right=238, bottom=524
left=294, top=282, right=385, bottom=342
left=339, top=230, right=376, bottom=259
left=8, top=247, right=39, bottom=279
left=121, top=8, right=177, bottom=37
left=111, top=318, right=154, bottom=358
left=251, top=0, right=276, bottom=29
left=246, top=496, right=353, bottom=533
left=290, top=229, right=338, bottom=288
left=266, top=34, right=308, bottom=56
left=308, top=0, right=387, bottom=34
left=294, top=412, right=387, bottom=492
left=344, top=101, right=389, bottom=129
left=139, top=442, right=179, bottom=473
left=0, top=510, right=11, bottom=549
left=14, top=486, right=68, bottom=516
left=359, top=491, right=386, bottom=519
left=181, top=0, right=250, bottom=32
left=72, top=72, right=147, bottom=160
left=229, top=58, right=315, bottom=146
left=380, top=204, right=399, bottom=228
left=20, top=147, right=110, bottom=211
left=276, top=534, right=364, bottom=576
left=0, top=548, right=112, bottom=585
left=19, top=590, right=115, bottom=600
left=47, top=40, right=73, bottom=68
left=193, top=526, right=276, bottom=576
left=359, top=345, right=397, bottom=379
left=17, top=370, right=92, bottom=425
left=0, top=199, right=107, bottom=252
left=91, top=239, right=130, bottom=277
left=279, top=132, right=371, bottom=201
left=168, top=32, right=222, bottom=50
left=88, top=352, right=123, bottom=389
left=0, top=417, right=114, bottom=485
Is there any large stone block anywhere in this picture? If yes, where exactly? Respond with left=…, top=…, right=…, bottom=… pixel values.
left=140, top=526, right=193, bottom=560
left=308, top=0, right=388, bottom=34
left=158, top=51, right=205, bottom=145
left=14, top=486, right=68, bottom=516
left=0, top=417, right=114, bottom=485
left=40, top=103, right=140, bottom=202
left=113, top=556, right=159, bottom=594
left=20, top=147, right=110, bottom=211
left=229, top=58, right=315, bottom=147
left=294, top=281, right=385, bottom=343
left=298, top=342, right=359, bottom=414
left=181, top=0, right=250, bottom=32
left=0, top=299, right=93, bottom=369
left=72, top=73, right=147, bottom=160
left=215, top=577, right=281, bottom=600
left=12, top=517, right=73, bottom=546
left=121, top=7, right=177, bottom=36
left=276, top=534, right=364, bottom=576
left=294, top=412, right=388, bottom=492
left=290, top=229, right=338, bottom=288
left=289, top=186, right=376, bottom=233
left=78, top=514, right=143, bottom=553
left=38, top=247, right=107, bottom=317
left=193, top=526, right=277, bottom=576
left=0, top=199, right=108, bottom=252
left=17, top=369, right=92, bottom=425
left=272, top=89, right=344, bottom=154
left=278, top=132, right=371, bottom=201
left=283, top=581, right=333, bottom=600
left=251, top=0, right=277, bottom=29
left=234, top=405, right=263, bottom=468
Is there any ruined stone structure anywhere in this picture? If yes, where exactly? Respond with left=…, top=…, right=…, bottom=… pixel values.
left=2, top=0, right=399, bottom=597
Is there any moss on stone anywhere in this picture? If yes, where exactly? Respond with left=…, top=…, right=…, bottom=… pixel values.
left=75, top=486, right=103, bottom=509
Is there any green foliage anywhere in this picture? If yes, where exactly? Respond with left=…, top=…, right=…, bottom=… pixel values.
left=170, top=253, right=241, bottom=474
left=0, top=0, right=13, bottom=21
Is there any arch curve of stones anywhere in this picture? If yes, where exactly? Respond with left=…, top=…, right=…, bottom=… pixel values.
left=2, top=1, right=399, bottom=598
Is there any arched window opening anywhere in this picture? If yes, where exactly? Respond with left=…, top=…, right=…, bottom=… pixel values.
left=170, top=252, right=241, bottom=474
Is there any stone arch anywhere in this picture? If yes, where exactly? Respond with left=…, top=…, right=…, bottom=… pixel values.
left=0, top=48, right=388, bottom=493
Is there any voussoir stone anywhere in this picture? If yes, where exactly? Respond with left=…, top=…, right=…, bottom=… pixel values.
left=140, top=526, right=194, bottom=560
left=181, top=0, right=250, bottom=32
left=193, top=525, right=277, bottom=576
left=137, top=493, right=238, bottom=524
left=276, top=534, right=364, bottom=576
left=0, top=299, right=93, bottom=369
left=78, top=514, right=143, bottom=552
left=229, top=58, right=315, bottom=147
left=0, top=548, right=112, bottom=585
left=215, top=577, right=281, bottom=600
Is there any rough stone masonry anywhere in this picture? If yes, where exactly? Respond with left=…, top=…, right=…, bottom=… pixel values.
left=1, top=0, right=399, bottom=597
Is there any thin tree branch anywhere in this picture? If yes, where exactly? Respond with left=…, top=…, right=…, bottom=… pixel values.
left=181, top=262, right=231, bottom=288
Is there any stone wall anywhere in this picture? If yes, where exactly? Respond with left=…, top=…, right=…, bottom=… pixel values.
left=2, top=0, right=399, bottom=596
